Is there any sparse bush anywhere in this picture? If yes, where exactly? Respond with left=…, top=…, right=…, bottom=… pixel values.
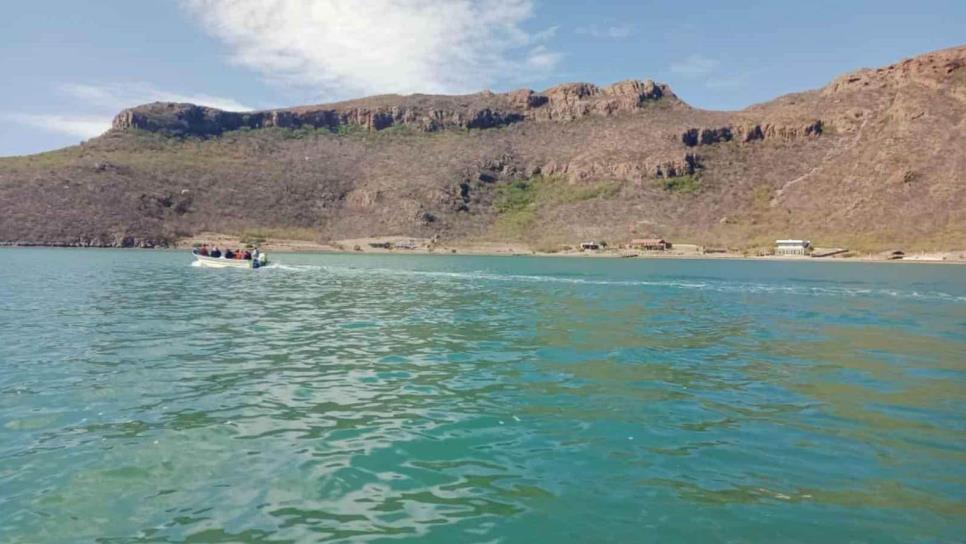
left=660, top=174, right=702, bottom=193
left=378, top=124, right=418, bottom=137
left=751, top=186, right=772, bottom=208
left=334, top=123, right=366, bottom=136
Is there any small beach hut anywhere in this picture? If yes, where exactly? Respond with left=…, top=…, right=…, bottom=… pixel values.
left=631, top=238, right=670, bottom=251
left=775, top=239, right=811, bottom=256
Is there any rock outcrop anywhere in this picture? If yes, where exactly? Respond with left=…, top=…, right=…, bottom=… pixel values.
left=823, top=45, right=965, bottom=95
left=4, top=46, right=965, bottom=251
left=111, top=80, right=677, bottom=137
left=681, top=121, right=823, bottom=147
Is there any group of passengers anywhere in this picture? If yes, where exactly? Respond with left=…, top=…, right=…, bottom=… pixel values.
left=194, top=244, right=259, bottom=261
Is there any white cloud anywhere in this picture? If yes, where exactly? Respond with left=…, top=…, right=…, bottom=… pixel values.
left=3, top=83, right=251, bottom=140
left=668, top=55, right=750, bottom=91
left=3, top=114, right=111, bottom=139
left=575, top=24, right=634, bottom=39
left=532, top=25, right=560, bottom=42
left=60, top=83, right=252, bottom=111
left=705, top=74, right=748, bottom=90
left=181, top=0, right=560, bottom=99
left=526, top=45, right=562, bottom=71
left=670, top=54, right=720, bottom=78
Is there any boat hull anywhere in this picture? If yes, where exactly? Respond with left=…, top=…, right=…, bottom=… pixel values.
left=194, top=255, right=258, bottom=269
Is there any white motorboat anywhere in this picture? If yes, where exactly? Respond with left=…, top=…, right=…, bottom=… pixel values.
left=193, top=252, right=268, bottom=269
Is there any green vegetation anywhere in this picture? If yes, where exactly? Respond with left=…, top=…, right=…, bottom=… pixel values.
left=640, top=97, right=673, bottom=111
left=660, top=173, right=702, bottom=193
left=277, top=126, right=332, bottom=140
left=494, top=175, right=622, bottom=211
left=751, top=185, right=773, bottom=208
left=555, top=180, right=622, bottom=203
left=334, top=123, right=368, bottom=136
left=492, top=207, right=537, bottom=237
left=377, top=124, right=418, bottom=137
left=492, top=179, right=538, bottom=236
left=491, top=175, right=624, bottom=238
left=494, top=179, right=537, bottom=213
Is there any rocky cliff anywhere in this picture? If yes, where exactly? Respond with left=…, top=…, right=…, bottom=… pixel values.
left=110, top=79, right=674, bottom=136
left=1, top=46, right=964, bottom=250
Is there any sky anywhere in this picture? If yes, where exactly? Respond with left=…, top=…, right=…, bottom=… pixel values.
left=1, top=0, right=963, bottom=156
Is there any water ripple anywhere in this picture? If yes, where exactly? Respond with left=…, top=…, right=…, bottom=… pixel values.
left=1, top=249, right=964, bottom=543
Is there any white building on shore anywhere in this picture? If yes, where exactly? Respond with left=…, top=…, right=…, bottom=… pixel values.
left=775, top=239, right=811, bottom=256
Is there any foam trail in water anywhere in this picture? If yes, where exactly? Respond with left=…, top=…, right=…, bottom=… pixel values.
left=262, top=263, right=324, bottom=272
left=260, top=261, right=966, bottom=303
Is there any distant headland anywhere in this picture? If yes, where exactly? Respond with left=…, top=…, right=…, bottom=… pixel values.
left=1, top=46, right=964, bottom=255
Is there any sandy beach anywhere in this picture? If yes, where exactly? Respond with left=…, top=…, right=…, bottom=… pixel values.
left=174, top=233, right=966, bottom=264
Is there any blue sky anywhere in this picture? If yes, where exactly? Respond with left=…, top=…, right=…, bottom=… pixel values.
left=1, top=0, right=963, bottom=156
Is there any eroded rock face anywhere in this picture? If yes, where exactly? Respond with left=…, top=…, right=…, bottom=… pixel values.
left=3, top=236, right=167, bottom=248
left=528, top=80, right=668, bottom=121
left=536, top=151, right=702, bottom=182
left=823, top=45, right=965, bottom=95
left=681, top=121, right=822, bottom=147
left=111, top=79, right=678, bottom=137
left=682, top=127, right=733, bottom=146
left=651, top=153, right=701, bottom=178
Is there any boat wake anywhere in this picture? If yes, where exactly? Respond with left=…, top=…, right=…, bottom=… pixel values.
left=262, top=263, right=323, bottom=272
left=258, top=263, right=966, bottom=303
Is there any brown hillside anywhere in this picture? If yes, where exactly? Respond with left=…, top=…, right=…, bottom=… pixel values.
left=1, top=46, right=963, bottom=251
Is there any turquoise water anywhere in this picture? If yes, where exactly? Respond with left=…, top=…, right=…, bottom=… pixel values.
left=1, top=249, right=964, bottom=543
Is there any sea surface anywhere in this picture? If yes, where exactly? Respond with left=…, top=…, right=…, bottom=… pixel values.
left=1, top=249, right=964, bottom=543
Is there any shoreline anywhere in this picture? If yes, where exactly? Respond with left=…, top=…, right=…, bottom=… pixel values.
left=172, top=233, right=966, bottom=264
left=5, top=236, right=965, bottom=264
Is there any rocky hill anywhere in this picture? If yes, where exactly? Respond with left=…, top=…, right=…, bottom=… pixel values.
left=1, top=46, right=964, bottom=251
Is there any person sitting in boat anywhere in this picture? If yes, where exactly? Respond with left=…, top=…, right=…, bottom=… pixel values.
left=210, top=246, right=222, bottom=258
left=224, top=248, right=235, bottom=259
left=252, top=248, right=266, bottom=267
left=243, top=250, right=252, bottom=260
left=198, top=244, right=209, bottom=256
left=235, top=249, right=244, bottom=260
